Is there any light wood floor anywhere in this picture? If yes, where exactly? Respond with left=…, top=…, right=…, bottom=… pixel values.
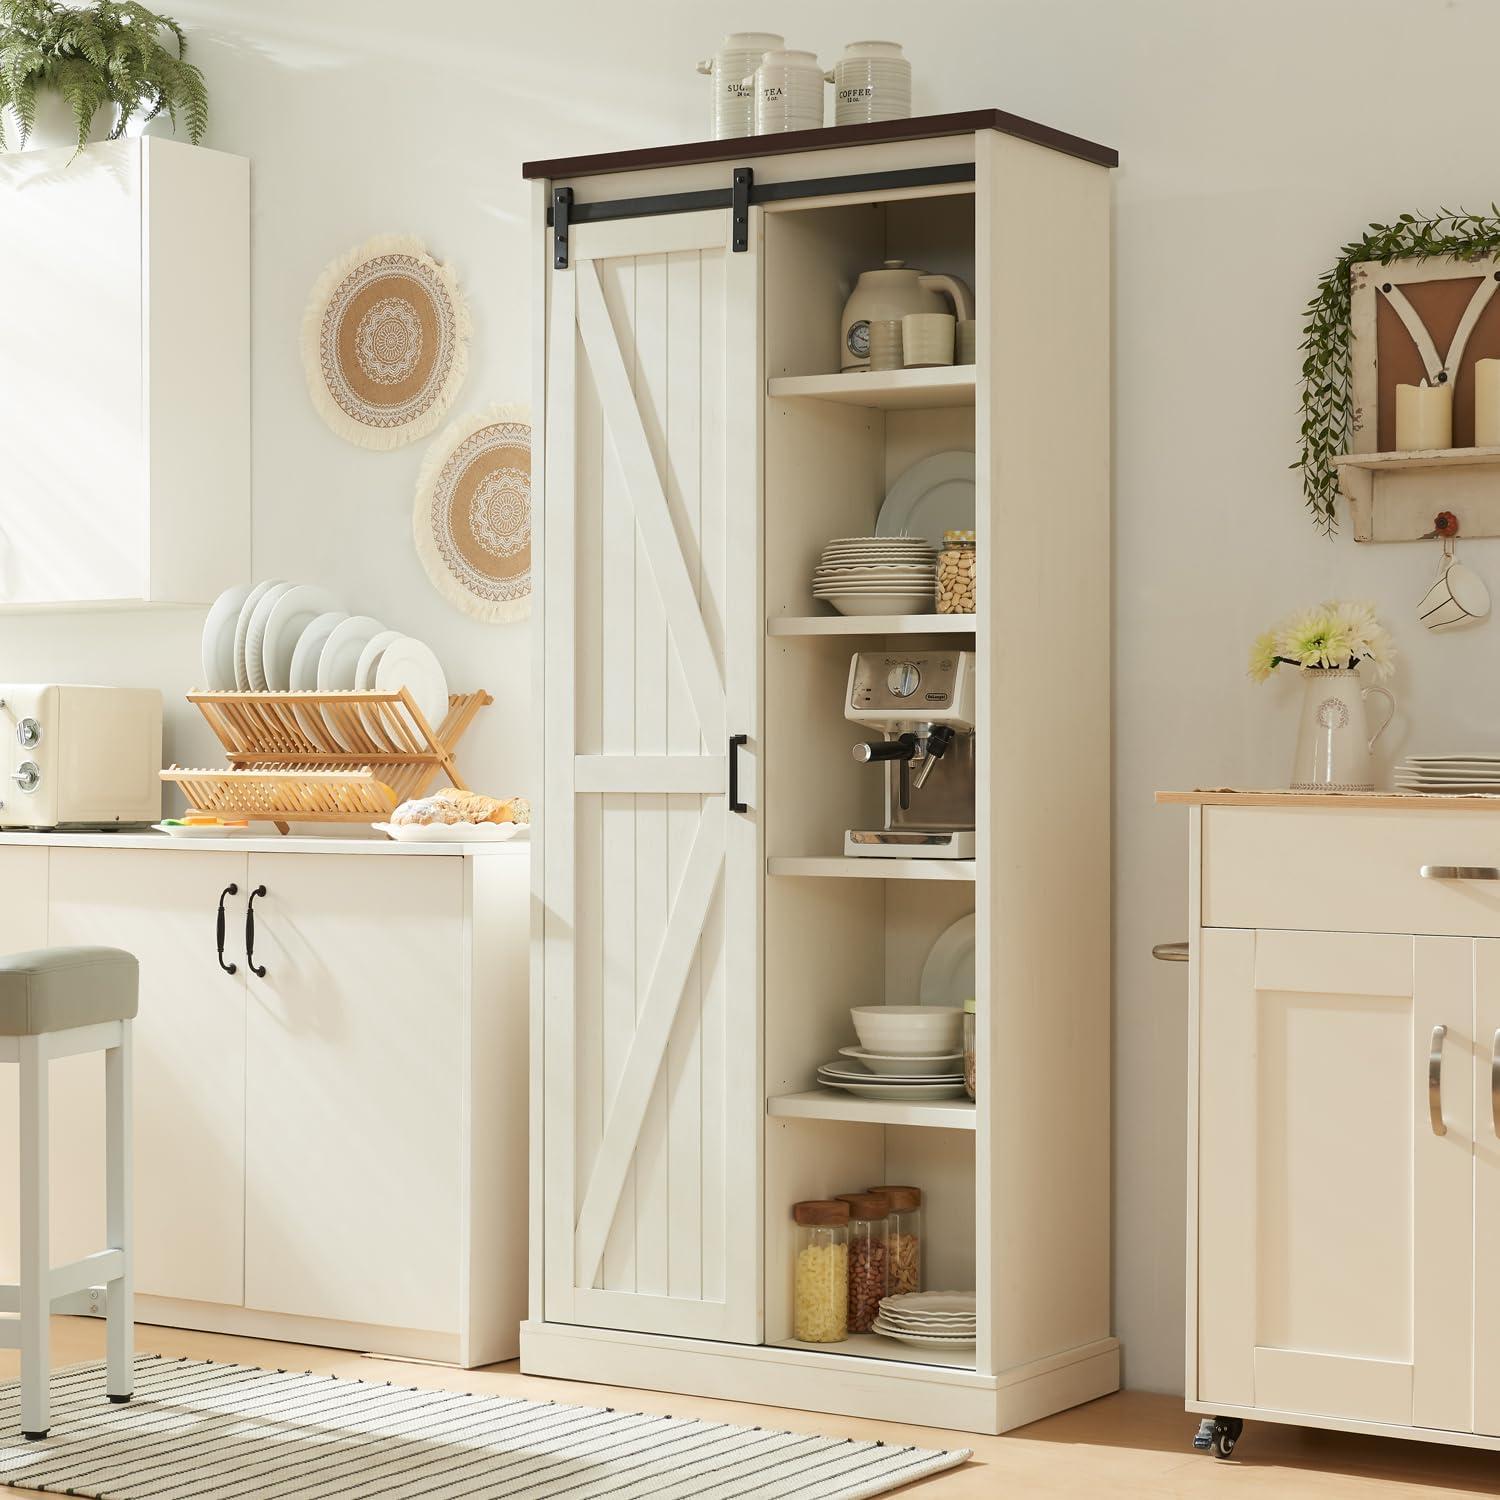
left=3, top=1320, right=1500, bottom=1496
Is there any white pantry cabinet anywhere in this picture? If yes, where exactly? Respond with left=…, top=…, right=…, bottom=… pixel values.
left=0, top=138, right=249, bottom=606
left=0, top=834, right=528, bottom=1367
left=1166, top=793, right=1500, bottom=1457
left=527, top=112, right=1119, bottom=1434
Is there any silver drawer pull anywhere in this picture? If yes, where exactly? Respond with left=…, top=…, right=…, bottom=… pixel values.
left=1152, top=941, right=1189, bottom=963
left=1430, top=1024, right=1448, bottom=1136
left=1420, top=865, right=1500, bottom=881
left=1492, top=1030, right=1500, bottom=1139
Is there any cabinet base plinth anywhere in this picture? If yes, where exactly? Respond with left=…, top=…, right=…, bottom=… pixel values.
left=521, top=1320, right=1119, bottom=1436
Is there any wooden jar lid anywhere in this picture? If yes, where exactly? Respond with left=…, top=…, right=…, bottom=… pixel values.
left=836, top=1191, right=890, bottom=1221
left=792, top=1199, right=850, bottom=1226
left=868, top=1184, right=921, bottom=1211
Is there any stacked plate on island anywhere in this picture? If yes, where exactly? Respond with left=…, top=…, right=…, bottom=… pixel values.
left=873, top=1291, right=976, bottom=1349
left=1396, top=754, right=1500, bottom=794
left=812, top=536, right=937, bottom=617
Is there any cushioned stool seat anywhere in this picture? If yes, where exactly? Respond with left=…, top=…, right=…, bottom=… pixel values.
left=2, top=945, right=137, bottom=1439
left=0, top=948, right=138, bottom=1036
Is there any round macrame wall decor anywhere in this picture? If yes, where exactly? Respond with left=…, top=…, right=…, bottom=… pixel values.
left=302, top=235, right=470, bottom=449
left=415, top=404, right=532, bottom=622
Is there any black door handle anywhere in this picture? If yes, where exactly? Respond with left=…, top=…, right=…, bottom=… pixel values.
left=215, top=884, right=238, bottom=974
left=728, top=734, right=748, bottom=813
left=245, top=884, right=267, bottom=978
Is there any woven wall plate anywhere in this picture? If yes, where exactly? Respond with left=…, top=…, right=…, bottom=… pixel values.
left=303, top=235, right=470, bottom=449
left=415, top=403, right=532, bottom=622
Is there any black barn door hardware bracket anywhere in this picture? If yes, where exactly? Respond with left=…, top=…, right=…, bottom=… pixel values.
left=553, top=186, right=573, bottom=269
left=732, top=167, right=752, bottom=252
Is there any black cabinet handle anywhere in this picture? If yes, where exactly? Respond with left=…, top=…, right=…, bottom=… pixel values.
left=215, top=884, right=238, bottom=974
left=245, top=884, right=267, bottom=978
left=728, top=734, right=748, bottom=814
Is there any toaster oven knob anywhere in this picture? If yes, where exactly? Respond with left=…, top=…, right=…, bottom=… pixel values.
left=11, top=762, right=39, bottom=793
left=15, top=718, right=40, bottom=749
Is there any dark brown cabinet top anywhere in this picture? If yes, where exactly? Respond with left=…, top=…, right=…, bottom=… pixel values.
left=521, top=108, right=1118, bottom=180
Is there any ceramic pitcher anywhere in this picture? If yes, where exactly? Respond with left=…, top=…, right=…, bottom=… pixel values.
left=1289, top=667, right=1395, bottom=792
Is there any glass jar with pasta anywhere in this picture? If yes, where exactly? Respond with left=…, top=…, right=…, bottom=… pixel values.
left=792, top=1200, right=849, bottom=1343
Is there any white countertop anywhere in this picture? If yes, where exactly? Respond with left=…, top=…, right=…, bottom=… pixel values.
left=0, top=829, right=531, bottom=857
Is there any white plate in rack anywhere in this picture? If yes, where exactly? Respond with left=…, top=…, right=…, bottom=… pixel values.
left=261, top=584, right=342, bottom=692
left=201, top=584, right=252, bottom=691
left=373, top=821, right=527, bottom=843
left=243, top=581, right=296, bottom=692
left=375, top=635, right=450, bottom=740
left=232, top=579, right=286, bottom=691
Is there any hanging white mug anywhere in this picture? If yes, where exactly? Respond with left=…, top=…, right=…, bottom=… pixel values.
left=1419, top=540, right=1491, bottom=631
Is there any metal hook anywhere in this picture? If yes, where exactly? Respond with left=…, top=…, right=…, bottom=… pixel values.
left=1423, top=511, right=1461, bottom=542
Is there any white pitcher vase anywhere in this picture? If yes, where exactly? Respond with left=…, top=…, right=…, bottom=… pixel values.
left=1289, top=667, right=1395, bottom=792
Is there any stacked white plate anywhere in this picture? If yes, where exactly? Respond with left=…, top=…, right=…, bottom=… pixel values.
left=201, top=581, right=450, bottom=749
left=816, top=1055, right=967, bottom=1102
left=873, top=1291, right=976, bottom=1348
left=813, top=536, right=936, bottom=616
left=1396, top=755, right=1500, bottom=794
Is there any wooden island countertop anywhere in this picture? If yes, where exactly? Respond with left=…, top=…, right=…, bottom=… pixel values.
left=1157, top=788, right=1500, bottom=812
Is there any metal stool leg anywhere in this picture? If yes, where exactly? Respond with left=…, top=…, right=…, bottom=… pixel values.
left=104, top=1020, right=133, bottom=1403
left=19, top=1035, right=49, bottom=1440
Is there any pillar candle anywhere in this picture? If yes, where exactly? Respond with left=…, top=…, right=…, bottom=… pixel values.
left=1395, top=378, right=1452, bottom=452
left=1476, top=359, right=1500, bottom=447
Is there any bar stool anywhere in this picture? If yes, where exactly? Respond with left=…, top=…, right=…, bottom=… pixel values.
left=1, top=947, right=138, bottom=1440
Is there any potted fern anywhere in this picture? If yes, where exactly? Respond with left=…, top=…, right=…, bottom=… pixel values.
left=0, top=0, right=207, bottom=152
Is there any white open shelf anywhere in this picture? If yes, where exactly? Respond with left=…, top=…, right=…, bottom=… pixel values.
left=768, top=856, right=977, bottom=882
left=1332, top=447, right=1500, bottom=541
left=769, top=366, right=977, bottom=410
left=768, top=613, right=976, bottom=637
left=772, top=1332, right=977, bottom=1372
left=768, top=1089, right=976, bottom=1130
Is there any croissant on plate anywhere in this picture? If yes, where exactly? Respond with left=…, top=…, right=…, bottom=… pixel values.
left=390, top=789, right=531, bottom=827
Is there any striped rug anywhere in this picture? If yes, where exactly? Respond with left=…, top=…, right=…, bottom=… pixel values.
left=0, top=1356, right=971, bottom=1498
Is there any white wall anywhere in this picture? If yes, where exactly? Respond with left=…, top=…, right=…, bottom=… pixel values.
left=8, top=0, right=1499, bottom=1394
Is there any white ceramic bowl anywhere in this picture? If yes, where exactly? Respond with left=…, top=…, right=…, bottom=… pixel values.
left=850, top=1005, right=963, bottom=1055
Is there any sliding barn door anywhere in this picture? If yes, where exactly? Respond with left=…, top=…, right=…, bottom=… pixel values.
left=541, top=207, right=761, bottom=1341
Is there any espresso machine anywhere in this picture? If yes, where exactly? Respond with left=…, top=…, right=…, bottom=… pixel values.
left=844, top=650, right=976, bottom=858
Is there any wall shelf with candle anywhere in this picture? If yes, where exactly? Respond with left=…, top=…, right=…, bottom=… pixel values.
left=1334, top=447, right=1500, bottom=541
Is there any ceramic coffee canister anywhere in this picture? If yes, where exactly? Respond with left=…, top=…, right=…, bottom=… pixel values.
left=826, top=40, right=912, bottom=126
left=840, top=260, right=973, bottom=371
left=1289, top=667, right=1396, bottom=792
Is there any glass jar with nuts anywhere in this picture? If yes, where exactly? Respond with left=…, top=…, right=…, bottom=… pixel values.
left=836, top=1191, right=890, bottom=1333
left=937, top=529, right=976, bottom=615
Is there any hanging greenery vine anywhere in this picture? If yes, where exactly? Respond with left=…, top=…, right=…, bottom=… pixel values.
left=1297, top=208, right=1500, bottom=534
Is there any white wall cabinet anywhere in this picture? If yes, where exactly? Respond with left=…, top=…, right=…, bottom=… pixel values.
left=528, top=113, right=1118, bottom=1433
left=1175, top=797, right=1500, bottom=1456
left=0, top=138, right=249, bottom=606
left=0, top=835, right=528, bottom=1367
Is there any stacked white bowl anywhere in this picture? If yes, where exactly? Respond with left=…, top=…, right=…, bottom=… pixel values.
left=812, top=535, right=936, bottom=616
left=850, top=1006, right=962, bottom=1056
left=828, top=41, right=912, bottom=126
left=753, top=48, right=825, bottom=133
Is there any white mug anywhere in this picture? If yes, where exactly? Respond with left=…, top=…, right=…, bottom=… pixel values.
left=1419, top=550, right=1491, bottom=631
left=902, top=312, right=955, bottom=368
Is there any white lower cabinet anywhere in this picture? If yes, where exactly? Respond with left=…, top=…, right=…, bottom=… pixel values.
left=1187, top=802, right=1500, bottom=1452
left=0, top=838, right=528, bottom=1366
left=243, top=854, right=462, bottom=1332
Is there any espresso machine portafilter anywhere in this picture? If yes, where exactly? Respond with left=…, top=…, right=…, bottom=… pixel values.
left=844, top=651, right=977, bottom=859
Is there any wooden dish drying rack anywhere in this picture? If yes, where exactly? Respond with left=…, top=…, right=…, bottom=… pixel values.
left=163, top=689, right=491, bottom=833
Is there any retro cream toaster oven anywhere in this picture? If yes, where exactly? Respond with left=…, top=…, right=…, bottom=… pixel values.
left=0, top=685, right=163, bottom=828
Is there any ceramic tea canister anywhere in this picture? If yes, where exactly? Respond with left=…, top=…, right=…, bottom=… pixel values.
left=753, top=48, right=825, bottom=133
left=697, top=32, right=784, bottom=139
left=826, top=40, right=912, bottom=126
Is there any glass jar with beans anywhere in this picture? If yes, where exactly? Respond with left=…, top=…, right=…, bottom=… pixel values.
left=791, top=1200, right=850, bottom=1343
left=837, top=1191, right=890, bottom=1332
left=936, top=529, right=976, bottom=614
left=868, top=1184, right=922, bottom=1295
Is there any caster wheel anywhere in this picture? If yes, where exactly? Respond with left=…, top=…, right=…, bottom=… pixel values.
left=22, top=1429, right=49, bottom=1442
left=1195, top=1416, right=1242, bottom=1460
left=108, top=1393, right=132, bottom=1405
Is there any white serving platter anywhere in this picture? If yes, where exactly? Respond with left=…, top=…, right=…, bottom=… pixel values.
left=373, top=821, right=527, bottom=843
